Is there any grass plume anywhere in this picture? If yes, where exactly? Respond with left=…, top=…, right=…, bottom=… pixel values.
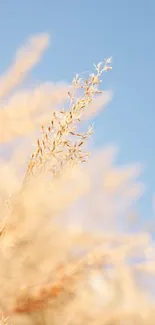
left=0, top=34, right=154, bottom=325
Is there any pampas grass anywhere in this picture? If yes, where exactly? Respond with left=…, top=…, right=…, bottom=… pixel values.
left=0, top=34, right=155, bottom=325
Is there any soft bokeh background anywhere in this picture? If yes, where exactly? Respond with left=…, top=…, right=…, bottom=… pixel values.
left=0, top=0, right=154, bottom=224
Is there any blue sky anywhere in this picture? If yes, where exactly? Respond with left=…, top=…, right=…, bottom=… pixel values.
left=0, top=0, right=155, bottom=224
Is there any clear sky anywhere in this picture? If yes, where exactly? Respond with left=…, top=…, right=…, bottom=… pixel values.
left=0, top=0, right=155, bottom=223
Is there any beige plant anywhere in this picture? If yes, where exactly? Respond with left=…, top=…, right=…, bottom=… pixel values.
left=0, top=34, right=155, bottom=325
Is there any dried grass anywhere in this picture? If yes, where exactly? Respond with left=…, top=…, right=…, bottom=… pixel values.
left=0, top=34, right=154, bottom=325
